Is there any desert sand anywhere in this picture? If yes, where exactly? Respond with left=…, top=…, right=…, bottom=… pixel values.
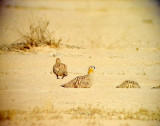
left=0, top=0, right=160, bottom=126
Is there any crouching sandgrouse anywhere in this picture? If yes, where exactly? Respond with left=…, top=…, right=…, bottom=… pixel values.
left=116, top=80, right=140, bottom=88
left=152, top=85, right=160, bottom=89
left=53, top=58, right=68, bottom=79
left=61, top=66, right=95, bottom=88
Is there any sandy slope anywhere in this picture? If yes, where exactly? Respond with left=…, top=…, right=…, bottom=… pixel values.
left=0, top=0, right=160, bottom=126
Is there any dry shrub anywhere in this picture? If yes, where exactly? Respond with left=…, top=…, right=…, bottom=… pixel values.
left=0, top=18, right=61, bottom=52
left=19, top=18, right=61, bottom=48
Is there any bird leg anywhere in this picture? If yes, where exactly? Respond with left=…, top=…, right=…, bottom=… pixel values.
left=62, top=74, right=67, bottom=79
left=62, top=76, right=64, bottom=79
left=56, top=75, right=59, bottom=79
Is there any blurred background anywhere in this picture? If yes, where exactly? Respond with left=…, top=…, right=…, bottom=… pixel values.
left=0, top=0, right=160, bottom=50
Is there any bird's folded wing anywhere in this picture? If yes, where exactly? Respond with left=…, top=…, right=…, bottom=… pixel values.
left=53, top=65, right=60, bottom=73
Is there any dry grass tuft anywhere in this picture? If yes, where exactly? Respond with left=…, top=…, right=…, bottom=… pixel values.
left=0, top=105, right=160, bottom=122
left=65, top=106, right=160, bottom=121
left=0, top=18, right=61, bottom=52
left=32, top=104, right=58, bottom=114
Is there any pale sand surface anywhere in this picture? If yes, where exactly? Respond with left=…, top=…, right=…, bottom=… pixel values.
left=0, top=48, right=160, bottom=126
left=0, top=0, right=160, bottom=126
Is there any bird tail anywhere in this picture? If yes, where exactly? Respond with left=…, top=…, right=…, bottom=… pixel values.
left=61, top=84, right=66, bottom=87
left=61, top=82, right=75, bottom=88
left=64, top=72, right=68, bottom=76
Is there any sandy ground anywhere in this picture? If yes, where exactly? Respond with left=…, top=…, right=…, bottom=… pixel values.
left=0, top=0, right=160, bottom=126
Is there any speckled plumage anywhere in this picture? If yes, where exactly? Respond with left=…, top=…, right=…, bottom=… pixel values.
left=61, top=66, right=95, bottom=88
left=53, top=58, right=68, bottom=79
left=116, top=80, right=140, bottom=88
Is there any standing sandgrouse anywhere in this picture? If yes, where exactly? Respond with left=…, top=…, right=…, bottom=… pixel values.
left=61, top=66, right=95, bottom=88
left=53, top=58, right=68, bottom=79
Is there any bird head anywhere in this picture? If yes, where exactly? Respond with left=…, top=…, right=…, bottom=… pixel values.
left=56, top=58, right=61, bottom=64
left=116, top=85, right=119, bottom=88
left=88, top=66, right=95, bottom=74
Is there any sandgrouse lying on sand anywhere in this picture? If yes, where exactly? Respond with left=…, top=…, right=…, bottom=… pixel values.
left=53, top=58, right=68, bottom=79
left=61, top=66, right=95, bottom=88
left=116, top=80, right=140, bottom=88
left=152, top=85, right=160, bottom=89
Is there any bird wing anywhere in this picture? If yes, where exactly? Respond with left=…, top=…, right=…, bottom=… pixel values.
left=61, top=63, right=68, bottom=73
left=62, top=75, right=89, bottom=88
left=53, top=64, right=60, bottom=74
left=75, top=75, right=90, bottom=87
left=58, top=63, right=68, bottom=75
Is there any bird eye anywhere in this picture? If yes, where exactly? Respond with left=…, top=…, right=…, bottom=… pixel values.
left=89, top=66, right=95, bottom=69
